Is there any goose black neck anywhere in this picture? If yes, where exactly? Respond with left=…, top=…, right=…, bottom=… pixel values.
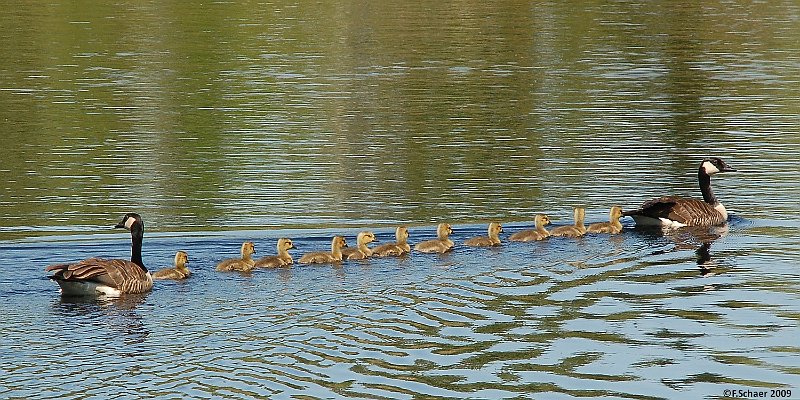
left=698, top=168, right=717, bottom=205
left=130, top=223, right=146, bottom=271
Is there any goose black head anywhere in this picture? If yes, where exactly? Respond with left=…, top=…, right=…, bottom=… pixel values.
left=115, top=213, right=143, bottom=231
left=700, top=157, right=736, bottom=175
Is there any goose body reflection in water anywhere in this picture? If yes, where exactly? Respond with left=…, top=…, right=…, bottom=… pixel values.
left=670, top=224, right=730, bottom=277
left=52, top=293, right=150, bottom=345
left=631, top=222, right=731, bottom=278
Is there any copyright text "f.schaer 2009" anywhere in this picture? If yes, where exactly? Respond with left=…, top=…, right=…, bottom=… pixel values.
left=723, top=389, right=792, bottom=398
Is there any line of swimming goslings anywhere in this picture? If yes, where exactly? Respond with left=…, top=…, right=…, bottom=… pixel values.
left=156, top=206, right=624, bottom=278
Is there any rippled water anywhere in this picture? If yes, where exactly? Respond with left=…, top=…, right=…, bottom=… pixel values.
left=2, top=0, right=800, bottom=398
left=3, top=219, right=800, bottom=398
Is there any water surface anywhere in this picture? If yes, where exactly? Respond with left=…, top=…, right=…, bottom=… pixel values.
left=1, top=0, right=799, bottom=398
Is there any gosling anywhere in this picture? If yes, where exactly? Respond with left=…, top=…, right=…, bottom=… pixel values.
left=464, top=222, right=503, bottom=247
left=341, top=231, right=378, bottom=260
left=414, top=223, right=454, bottom=254
left=152, top=251, right=190, bottom=280
left=587, top=206, right=624, bottom=234
left=298, top=236, right=348, bottom=264
left=509, top=214, right=551, bottom=242
left=254, top=238, right=296, bottom=268
left=216, top=241, right=256, bottom=272
left=550, top=208, right=587, bottom=238
left=372, top=226, right=411, bottom=257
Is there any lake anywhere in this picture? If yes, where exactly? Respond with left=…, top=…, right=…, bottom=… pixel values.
left=1, top=1, right=799, bottom=399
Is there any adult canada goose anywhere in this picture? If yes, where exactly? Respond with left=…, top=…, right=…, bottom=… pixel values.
left=152, top=251, right=191, bottom=280
left=509, top=214, right=551, bottom=242
left=254, top=238, right=296, bottom=268
left=550, top=208, right=587, bottom=238
left=623, top=157, right=736, bottom=227
left=216, top=242, right=256, bottom=272
left=464, top=222, right=503, bottom=247
left=342, top=231, right=377, bottom=260
left=45, top=213, right=153, bottom=296
left=372, top=226, right=411, bottom=257
left=587, top=206, right=624, bottom=234
left=414, top=223, right=454, bottom=253
left=298, top=236, right=348, bottom=264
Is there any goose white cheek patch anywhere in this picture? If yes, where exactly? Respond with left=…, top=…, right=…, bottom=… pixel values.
left=125, top=217, right=136, bottom=230
left=702, top=161, right=720, bottom=175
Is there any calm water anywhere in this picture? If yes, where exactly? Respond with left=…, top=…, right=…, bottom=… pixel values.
left=2, top=0, right=800, bottom=399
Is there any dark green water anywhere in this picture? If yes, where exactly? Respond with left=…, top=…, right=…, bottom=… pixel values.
left=1, top=1, right=799, bottom=399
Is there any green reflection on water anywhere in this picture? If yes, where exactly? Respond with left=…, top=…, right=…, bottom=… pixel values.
left=1, top=0, right=799, bottom=240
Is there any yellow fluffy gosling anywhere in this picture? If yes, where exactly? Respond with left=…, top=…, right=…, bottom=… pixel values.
left=254, top=238, right=296, bottom=268
left=509, top=214, right=551, bottom=242
left=464, top=222, right=503, bottom=247
left=152, top=251, right=190, bottom=280
left=216, top=242, right=256, bottom=272
left=298, top=236, right=348, bottom=264
left=414, top=223, right=454, bottom=254
left=587, top=206, right=624, bottom=234
left=372, top=226, right=411, bottom=257
left=550, top=208, right=587, bottom=238
left=342, top=231, right=378, bottom=260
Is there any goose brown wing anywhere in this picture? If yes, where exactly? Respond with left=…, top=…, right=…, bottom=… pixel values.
left=666, top=198, right=726, bottom=225
left=46, top=258, right=151, bottom=291
left=624, top=196, right=678, bottom=219
left=626, top=196, right=724, bottom=225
